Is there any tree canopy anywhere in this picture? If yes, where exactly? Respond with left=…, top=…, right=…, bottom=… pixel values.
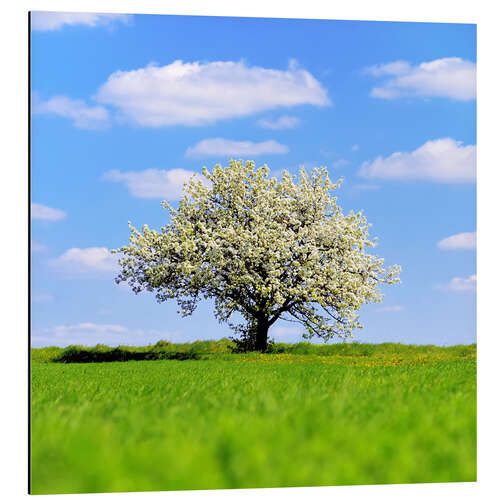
left=114, top=160, right=401, bottom=351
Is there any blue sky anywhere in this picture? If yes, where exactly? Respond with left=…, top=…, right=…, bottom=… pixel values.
left=30, top=12, right=476, bottom=347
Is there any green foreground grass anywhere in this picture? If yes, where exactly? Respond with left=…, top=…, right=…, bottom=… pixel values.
left=31, top=342, right=476, bottom=494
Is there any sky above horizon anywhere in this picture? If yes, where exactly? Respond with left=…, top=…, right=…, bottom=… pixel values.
left=30, top=12, right=476, bottom=347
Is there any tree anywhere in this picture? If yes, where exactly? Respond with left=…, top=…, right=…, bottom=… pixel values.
left=114, top=160, right=401, bottom=351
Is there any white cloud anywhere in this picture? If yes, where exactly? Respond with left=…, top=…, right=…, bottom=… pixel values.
left=271, top=326, right=303, bottom=338
left=437, top=232, right=476, bottom=251
left=351, top=144, right=359, bottom=152
left=185, top=138, right=288, bottom=158
left=31, top=293, right=53, bottom=303
left=50, top=247, right=119, bottom=275
left=31, top=202, right=67, bottom=221
left=358, top=138, right=476, bottom=183
left=57, top=322, right=128, bottom=335
left=96, top=60, right=330, bottom=127
left=366, top=57, right=476, bottom=101
left=31, top=322, right=181, bottom=347
left=257, top=115, right=301, bottom=130
left=31, top=241, right=47, bottom=252
left=31, top=12, right=132, bottom=31
left=32, top=322, right=128, bottom=346
left=438, top=274, right=477, bottom=293
left=32, top=95, right=109, bottom=129
left=365, top=60, right=412, bottom=77
left=104, top=168, right=209, bottom=199
left=376, top=305, right=405, bottom=313
left=332, top=159, right=349, bottom=168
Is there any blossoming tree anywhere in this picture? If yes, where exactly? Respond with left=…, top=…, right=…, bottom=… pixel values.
left=114, top=160, right=401, bottom=351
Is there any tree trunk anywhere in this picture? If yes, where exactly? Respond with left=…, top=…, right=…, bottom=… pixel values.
left=255, top=317, right=269, bottom=352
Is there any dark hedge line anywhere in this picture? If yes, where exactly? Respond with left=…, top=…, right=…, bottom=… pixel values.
left=54, top=346, right=201, bottom=363
left=31, top=339, right=477, bottom=364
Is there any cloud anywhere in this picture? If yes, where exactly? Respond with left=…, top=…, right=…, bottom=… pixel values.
left=358, top=138, right=475, bottom=183
left=104, top=168, right=209, bottom=199
left=376, top=305, right=405, bottom=313
left=437, top=232, right=476, bottom=251
left=31, top=293, right=53, bottom=303
left=50, top=247, right=119, bottom=275
left=31, top=241, right=47, bottom=252
left=95, top=60, right=330, bottom=127
left=271, top=326, right=303, bottom=338
left=56, top=322, right=128, bottom=334
left=32, top=322, right=128, bottom=346
left=31, top=322, right=181, bottom=347
left=332, top=159, right=349, bottom=168
left=365, top=60, right=412, bottom=77
left=32, top=95, right=109, bottom=129
left=366, top=57, right=476, bottom=101
left=438, top=274, right=476, bottom=293
left=185, top=138, right=288, bottom=158
left=257, top=115, right=301, bottom=130
left=351, top=144, right=359, bottom=152
left=31, top=202, right=67, bottom=221
left=31, top=12, right=132, bottom=31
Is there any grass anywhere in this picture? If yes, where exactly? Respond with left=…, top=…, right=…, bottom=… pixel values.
left=30, top=342, right=476, bottom=494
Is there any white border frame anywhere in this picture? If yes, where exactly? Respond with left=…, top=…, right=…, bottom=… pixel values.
left=2, top=1, right=498, bottom=499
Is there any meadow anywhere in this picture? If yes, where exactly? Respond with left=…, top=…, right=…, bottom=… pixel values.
left=30, top=341, right=476, bottom=494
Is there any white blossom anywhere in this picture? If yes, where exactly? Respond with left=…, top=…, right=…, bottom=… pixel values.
left=114, top=160, right=401, bottom=348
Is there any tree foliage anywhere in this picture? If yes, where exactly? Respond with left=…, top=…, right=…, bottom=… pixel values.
left=114, top=160, right=401, bottom=351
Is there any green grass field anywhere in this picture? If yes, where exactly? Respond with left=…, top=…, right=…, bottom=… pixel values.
left=30, top=342, right=476, bottom=494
